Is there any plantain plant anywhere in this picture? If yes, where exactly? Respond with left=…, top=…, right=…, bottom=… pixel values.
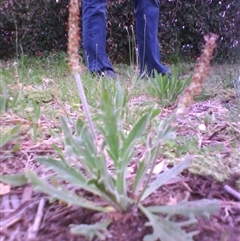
left=23, top=80, right=219, bottom=241
left=0, top=0, right=220, bottom=240
left=148, top=68, right=191, bottom=107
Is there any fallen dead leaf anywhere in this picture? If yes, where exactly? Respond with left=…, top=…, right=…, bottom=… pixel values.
left=167, top=196, right=178, bottom=205
left=0, top=183, right=11, bottom=195
left=152, top=161, right=165, bottom=174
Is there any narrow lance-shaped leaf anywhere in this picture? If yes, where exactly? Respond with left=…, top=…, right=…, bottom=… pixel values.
left=60, top=117, right=98, bottom=174
left=77, top=125, right=99, bottom=171
left=115, top=82, right=127, bottom=112
left=0, top=174, right=28, bottom=186
left=116, top=114, right=149, bottom=194
left=132, top=139, right=157, bottom=194
left=26, top=170, right=113, bottom=212
left=147, top=199, right=220, bottom=217
left=0, top=81, right=8, bottom=114
left=31, top=100, right=41, bottom=122
left=35, top=156, right=101, bottom=196
left=133, top=146, right=159, bottom=200
left=121, top=113, right=149, bottom=159
left=0, top=95, right=8, bottom=113
left=75, top=117, right=85, bottom=136
left=52, top=144, right=65, bottom=161
left=133, top=117, right=175, bottom=197
left=9, top=91, right=21, bottom=109
left=0, top=125, right=21, bottom=148
left=89, top=155, right=133, bottom=212
left=100, top=89, right=120, bottom=163
left=157, top=119, right=176, bottom=142
left=140, top=156, right=191, bottom=201
left=149, top=108, right=161, bottom=120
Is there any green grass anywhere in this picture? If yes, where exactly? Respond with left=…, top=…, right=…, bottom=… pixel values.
left=0, top=53, right=239, bottom=181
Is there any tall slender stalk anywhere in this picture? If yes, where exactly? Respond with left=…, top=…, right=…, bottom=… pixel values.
left=67, top=0, right=96, bottom=141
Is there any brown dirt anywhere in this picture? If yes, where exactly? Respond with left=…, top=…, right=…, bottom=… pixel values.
left=1, top=98, right=240, bottom=241
left=1, top=172, right=240, bottom=241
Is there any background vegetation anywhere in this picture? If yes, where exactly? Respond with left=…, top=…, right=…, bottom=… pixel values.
left=0, top=0, right=240, bottom=63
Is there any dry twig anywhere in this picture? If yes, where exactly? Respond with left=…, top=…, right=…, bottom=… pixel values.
left=223, top=185, right=240, bottom=201
left=0, top=200, right=32, bottom=230
left=27, top=198, right=46, bottom=240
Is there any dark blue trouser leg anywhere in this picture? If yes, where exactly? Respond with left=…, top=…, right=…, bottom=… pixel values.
left=82, top=0, right=114, bottom=73
left=133, top=0, right=169, bottom=75
left=82, top=0, right=168, bottom=76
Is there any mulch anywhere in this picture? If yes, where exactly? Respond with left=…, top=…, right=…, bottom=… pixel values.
left=1, top=97, right=240, bottom=241
left=1, top=172, right=240, bottom=241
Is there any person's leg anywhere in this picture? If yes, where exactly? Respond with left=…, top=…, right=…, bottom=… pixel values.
left=133, top=0, right=169, bottom=76
left=82, top=0, right=114, bottom=74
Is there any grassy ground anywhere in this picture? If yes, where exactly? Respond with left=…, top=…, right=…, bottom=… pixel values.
left=0, top=53, right=239, bottom=182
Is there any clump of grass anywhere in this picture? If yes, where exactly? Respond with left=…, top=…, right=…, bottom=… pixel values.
left=148, top=67, right=190, bottom=107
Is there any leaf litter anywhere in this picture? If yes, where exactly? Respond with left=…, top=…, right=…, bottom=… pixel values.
left=0, top=89, right=240, bottom=241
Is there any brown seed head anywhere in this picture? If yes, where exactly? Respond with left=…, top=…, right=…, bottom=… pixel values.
left=68, top=0, right=81, bottom=73
left=176, top=33, right=218, bottom=115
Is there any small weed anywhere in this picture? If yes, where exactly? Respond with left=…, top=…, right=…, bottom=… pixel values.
left=148, top=68, right=190, bottom=107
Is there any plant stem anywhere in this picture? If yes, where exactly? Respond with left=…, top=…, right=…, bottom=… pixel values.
left=73, top=72, right=97, bottom=142
left=136, top=146, right=159, bottom=205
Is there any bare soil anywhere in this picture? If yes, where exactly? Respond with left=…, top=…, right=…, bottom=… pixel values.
left=1, top=98, right=240, bottom=241
left=1, top=171, right=240, bottom=241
